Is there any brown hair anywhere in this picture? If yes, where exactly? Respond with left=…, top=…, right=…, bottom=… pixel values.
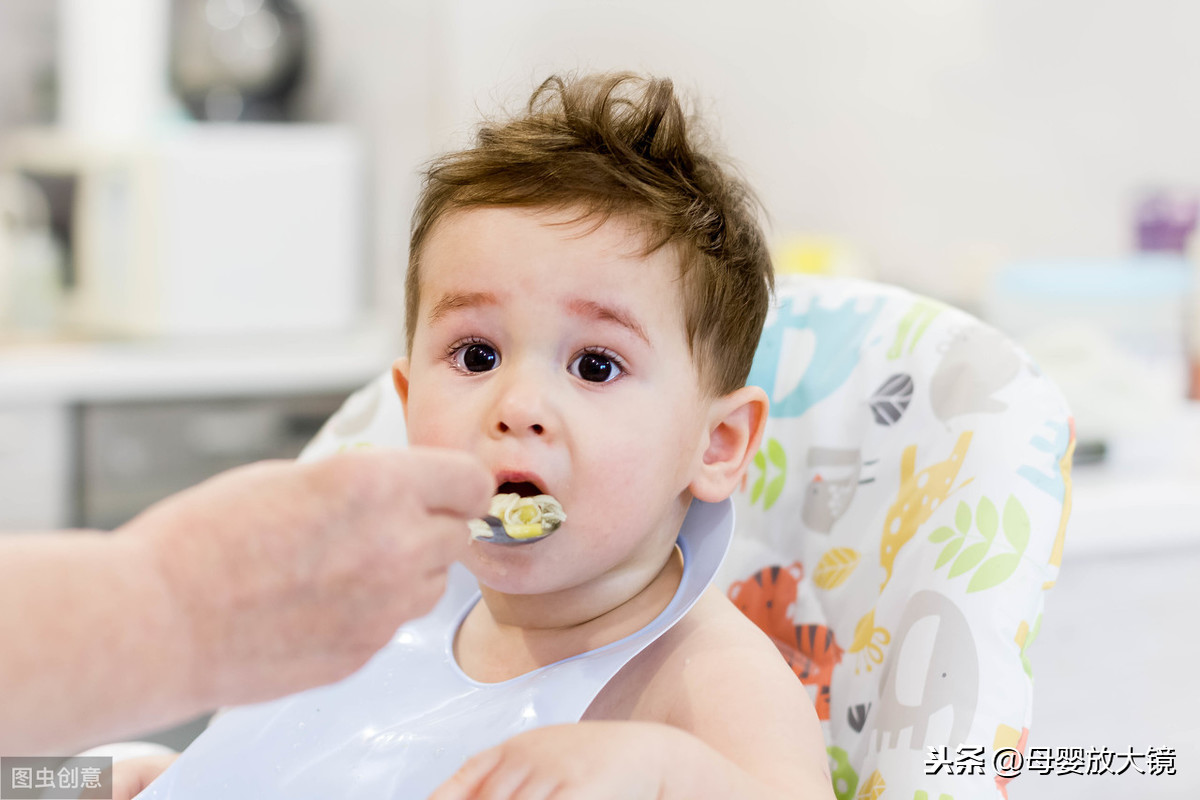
left=406, top=72, right=773, bottom=396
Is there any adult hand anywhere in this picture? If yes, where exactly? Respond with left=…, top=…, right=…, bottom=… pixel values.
left=121, top=446, right=492, bottom=712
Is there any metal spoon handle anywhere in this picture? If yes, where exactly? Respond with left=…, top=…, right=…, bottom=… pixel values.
left=470, top=515, right=555, bottom=545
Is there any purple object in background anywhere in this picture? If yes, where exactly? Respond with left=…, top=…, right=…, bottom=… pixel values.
left=1136, top=189, right=1199, bottom=253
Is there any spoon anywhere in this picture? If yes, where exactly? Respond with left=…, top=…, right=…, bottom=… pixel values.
left=469, top=515, right=559, bottom=545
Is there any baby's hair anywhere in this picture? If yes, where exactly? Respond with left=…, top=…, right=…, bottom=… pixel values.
left=406, top=72, right=773, bottom=396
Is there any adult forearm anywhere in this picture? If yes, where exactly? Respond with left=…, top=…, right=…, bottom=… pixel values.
left=0, top=450, right=491, bottom=756
left=0, top=531, right=196, bottom=755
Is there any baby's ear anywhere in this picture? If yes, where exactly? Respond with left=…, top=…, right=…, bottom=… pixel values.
left=391, top=357, right=411, bottom=421
left=689, top=385, right=768, bottom=503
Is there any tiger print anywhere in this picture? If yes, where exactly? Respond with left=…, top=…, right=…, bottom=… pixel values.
left=728, top=561, right=844, bottom=720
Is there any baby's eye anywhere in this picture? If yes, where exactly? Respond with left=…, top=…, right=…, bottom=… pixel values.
left=452, top=341, right=499, bottom=373
left=569, top=349, right=624, bottom=383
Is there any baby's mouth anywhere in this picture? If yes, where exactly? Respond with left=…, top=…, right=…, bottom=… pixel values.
left=496, top=480, right=545, bottom=498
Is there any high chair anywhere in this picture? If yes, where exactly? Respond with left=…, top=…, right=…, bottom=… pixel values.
left=290, top=275, right=1075, bottom=799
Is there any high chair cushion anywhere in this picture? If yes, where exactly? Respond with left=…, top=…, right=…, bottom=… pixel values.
left=720, top=275, right=1073, bottom=800
left=300, top=275, right=1073, bottom=800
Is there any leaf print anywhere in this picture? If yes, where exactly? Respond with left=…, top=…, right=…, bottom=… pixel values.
left=955, top=500, right=972, bottom=534
left=1003, top=496, right=1031, bottom=553
left=767, top=438, right=787, bottom=469
left=814, top=547, right=861, bottom=590
left=845, top=704, right=871, bottom=734
left=933, top=493, right=1029, bottom=591
left=949, top=540, right=990, bottom=578
left=856, top=770, right=885, bottom=800
left=750, top=440, right=786, bottom=510
left=976, top=496, right=998, bottom=542
left=869, top=373, right=914, bottom=426
left=929, top=525, right=955, bottom=543
left=968, top=552, right=1022, bottom=593
left=764, top=473, right=786, bottom=510
left=751, top=450, right=766, bottom=504
left=936, top=536, right=963, bottom=569
left=888, top=300, right=943, bottom=359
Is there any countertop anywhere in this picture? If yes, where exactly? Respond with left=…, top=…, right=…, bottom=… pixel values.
left=1027, top=404, right=1200, bottom=799
left=0, top=324, right=399, bottom=404
left=1067, top=401, right=1200, bottom=558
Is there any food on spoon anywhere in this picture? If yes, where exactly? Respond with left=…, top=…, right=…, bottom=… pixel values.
left=468, top=493, right=566, bottom=543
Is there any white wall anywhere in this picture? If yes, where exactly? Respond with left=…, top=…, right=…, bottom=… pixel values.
left=300, top=0, right=1200, bottom=308
left=7, top=1, right=1199, bottom=308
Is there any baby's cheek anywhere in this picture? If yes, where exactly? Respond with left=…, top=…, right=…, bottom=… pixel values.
left=592, top=437, right=653, bottom=495
left=408, top=424, right=460, bottom=450
left=404, top=399, right=463, bottom=449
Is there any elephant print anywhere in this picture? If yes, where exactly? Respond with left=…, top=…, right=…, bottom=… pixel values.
left=874, top=590, right=979, bottom=751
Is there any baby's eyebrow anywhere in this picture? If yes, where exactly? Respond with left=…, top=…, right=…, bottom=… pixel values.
left=567, top=298, right=650, bottom=346
left=427, top=291, right=498, bottom=324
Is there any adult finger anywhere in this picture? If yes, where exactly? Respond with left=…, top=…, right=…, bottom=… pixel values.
left=416, top=513, right=474, bottom=571
left=380, top=447, right=493, bottom=516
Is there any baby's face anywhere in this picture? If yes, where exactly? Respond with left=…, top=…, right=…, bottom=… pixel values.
left=394, top=206, right=714, bottom=594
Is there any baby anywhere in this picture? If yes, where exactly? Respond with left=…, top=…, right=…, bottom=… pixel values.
left=117, top=73, right=833, bottom=799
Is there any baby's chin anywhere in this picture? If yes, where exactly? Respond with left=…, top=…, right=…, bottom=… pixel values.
left=465, top=523, right=680, bottom=601
left=464, top=533, right=617, bottom=598
left=467, top=561, right=578, bottom=600
left=465, top=531, right=554, bottom=572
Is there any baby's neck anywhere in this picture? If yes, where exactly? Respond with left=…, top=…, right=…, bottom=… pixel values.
left=455, top=546, right=684, bottom=683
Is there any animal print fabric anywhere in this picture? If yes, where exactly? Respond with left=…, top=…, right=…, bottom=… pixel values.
left=722, top=276, right=1072, bottom=800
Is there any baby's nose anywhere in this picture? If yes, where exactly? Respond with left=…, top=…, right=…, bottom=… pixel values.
left=497, top=419, right=544, bottom=435
left=492, top=370, right=553, bottom=437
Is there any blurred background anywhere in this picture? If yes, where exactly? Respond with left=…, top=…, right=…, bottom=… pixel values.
left=1, top=1, right=1198, bottom=794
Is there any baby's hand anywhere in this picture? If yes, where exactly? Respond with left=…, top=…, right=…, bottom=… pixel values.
left=429, top=722, right=667, bottom=800
left=109, top=753, right=179, bottom=800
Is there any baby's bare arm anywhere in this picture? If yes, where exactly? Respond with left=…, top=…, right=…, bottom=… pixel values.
left=110, top=753, right=180, bottom=800
left=433, top=589, right=835, bottom=800
left=589, top=587, right=836, bottom=799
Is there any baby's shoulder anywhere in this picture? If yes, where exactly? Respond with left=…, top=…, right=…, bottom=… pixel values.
left=657, top=585, right=800, bottom=679
left=586, top=588, right=834, bottom=795
left=583, top=586, right=803, bottom=723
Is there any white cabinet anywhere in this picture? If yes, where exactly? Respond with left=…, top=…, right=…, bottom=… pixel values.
left=77, top=394, right=344, bottom=531
left=0, top=328, right=395, bottom=533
